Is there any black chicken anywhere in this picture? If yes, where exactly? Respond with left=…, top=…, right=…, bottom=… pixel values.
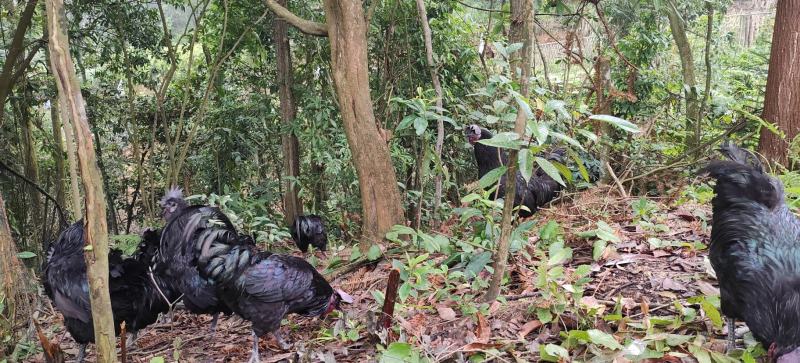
left=183, top=209, right=344, bottom=362
left=702, top=142, right=800, bottom=362
left=156, top=187, right=245, bottom=332
left=465, top=124, right=567, bottom=217
left=42, top=222, right=176, bottom=362
left=290, top=214, right=328, bottom=253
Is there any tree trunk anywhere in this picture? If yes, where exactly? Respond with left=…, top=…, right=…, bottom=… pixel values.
left=0, top=0, right=38, bottom=125
left=18, top=96, right=42, bottom=244
left=322, top=0, right=405, bottom=250
left=414, top=0, right=445, bottom=224
left=46, top=0, right=117, bottom=361
left=92, top=127, right=119, bottom=235
left=758, top=0, right=800, bottom=167
left=60, top=98, right=82, bottom=219
left=275, top=0, right=303, bottom=226
left=0, top=193, right=29, bottom=354
left=666, top=0, right=701, bottom=153
left=483, top=0, right=533, bottom=303
left=50, top=100, right=67, bottom=212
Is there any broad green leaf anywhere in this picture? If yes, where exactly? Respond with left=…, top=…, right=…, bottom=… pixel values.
left=587, top=329, right=623, bottom=350
left=381, top=342, right=412, bottom=363
left=537, top=308, right=553, bottom=324
left=478, top=166, right=507, bottom=189
left=688, top=344, right=712, bottom=363
left=367, top=245, right=382, bottom=261
left=592, top=240, right=607, bottom=260
left=486, top=115, right=499, bottom=124
left=477, top=132, right=521, bottom=149
left=700, top=298, right=723, bottom=329
left=150, top=358, right=166, bottom=363
left=551, top=161, right=573, bottom=185
left=535, top=157, right=566, bottom=187
left=577, top=128, right=598, bottom=142
left=396, top=115, right=415, bottom=131
left=589, top=114, right=640, bottom=133
left=550, top=131, right=584, bottom=150
left=543, top=344, right=569, bottom=361
left=519, top=149, right=533, bottom=183
left=414, top=117, right=428, bottom=135
left=466, top=251, right=492, bottom=278
left=16, top=251, right=36, bottom=259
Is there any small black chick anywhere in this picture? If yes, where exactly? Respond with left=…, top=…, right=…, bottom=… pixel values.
left=703, top=142, right=800, bottom=362
left=290, top=214, right=328, bottom=253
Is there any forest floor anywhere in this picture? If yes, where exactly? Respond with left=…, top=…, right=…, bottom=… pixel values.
left=31, top=185, right=748, bottom=363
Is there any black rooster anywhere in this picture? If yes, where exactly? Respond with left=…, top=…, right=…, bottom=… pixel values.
left=702, top=142, right=800, bottom=362
left=290, top=214, right=328, bottom=253
left=156, top=187, right=246, bottom=332
left=184, top=209, right=345, bottom=362
left=42, top=222, right=176, bottom=362
left=465, top=124, right=568, bottom=217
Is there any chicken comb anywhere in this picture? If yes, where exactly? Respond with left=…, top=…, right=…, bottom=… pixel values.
left=159, top=186, right=184, bottom=206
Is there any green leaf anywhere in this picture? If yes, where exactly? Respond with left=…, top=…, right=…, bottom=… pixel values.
left=477, top=132, right=521, bottom=149
left=589, top=114, right=640, bottom=133
left=466, top=251, right=492, bottom=278
left=742, top=351, right=756, bottom=363
left=577, top=129, right=598, bottom=143
left=381, top=342, right=412, bottom=363
left=587, top=329, right=623, bottom=350
left=535, top=157, right=566, bottom=187
left=478, top=166, right=507, bottom=189
left=550, top=131, right=584, bottom=150
left=398, top=283, right=413, bottom=302
left=567, top=149, right=591, bottom=183
left=150, top=358, right=166, bottom=363
left=414, top=117, right=428, bottom=135
left=688, top=344, right=712, bottom=363
left=542, top=344, right=569, bottom=361
left=396, top=115, right=415, bottom=131
left=16, top=251, right=36, bottom=259
left=700, top=298, right=723, bottom=329
left=519, top=149, right=533, bottom=183
left=592, top=240, right=607, bottom=261
left=367, top=245, right=382, bottom=261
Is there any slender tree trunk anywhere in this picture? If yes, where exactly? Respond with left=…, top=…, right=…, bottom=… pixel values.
left=263, top=0, right=405, bottom=247
left=414, top=0, right=445, bottom=224
left=666, top=0, right=701, bottom=153
left=18, top=96, right=42, bottom=243
left=46, top=0, right=116, bottom=361
left=0, top=193, right=27, bottom=352
left=0, top=0, right=38, bottom=125
left=60, top=99, right=82, bottom=219
left=50, top=100, right=67, bottom=212
left=92, top=127, right=119, bottom=235
left=322, top=0, right=405, bottom=249
left=758, top=0, right=800, bottom=167
left=484, top=0, right=533, bottom=303
left=275, top=0, right=303, bottom=225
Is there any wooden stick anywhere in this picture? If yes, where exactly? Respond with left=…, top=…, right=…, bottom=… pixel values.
left=120, top=321, right=127, bottom=363
left=34, top=320, right=65, bottom=363
left=380, top=269, right=401, bottom=335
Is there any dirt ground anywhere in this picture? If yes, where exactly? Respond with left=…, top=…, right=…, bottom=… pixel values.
left=30, top=187, right=736, bottom=362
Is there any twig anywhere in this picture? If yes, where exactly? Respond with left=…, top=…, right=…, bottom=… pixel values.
left=605, top=162, right=628, bottom=198
left=0, top=159, right=68, bottom=227
left=504, top=292, right=537, bottom=301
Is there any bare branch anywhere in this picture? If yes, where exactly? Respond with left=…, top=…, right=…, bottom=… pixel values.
left=262, top=0, right=328, bottom=36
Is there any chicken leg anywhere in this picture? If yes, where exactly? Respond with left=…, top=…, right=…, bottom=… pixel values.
left=209, top=312, right=220, bottom=336
left=248, top=330, right=260, bottom=363
left=76, top=343, right=87, bottom=363
left=725, top=317, right=736, bottom=352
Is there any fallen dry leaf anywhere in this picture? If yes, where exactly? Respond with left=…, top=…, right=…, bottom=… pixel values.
left=517, top=320, right=543, bottom=339
left=436, top=306, right=457, bottom=321
left=661, top=277, right=688, bottom=292
left=476, top=312, right=490, bottom=343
